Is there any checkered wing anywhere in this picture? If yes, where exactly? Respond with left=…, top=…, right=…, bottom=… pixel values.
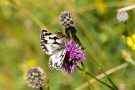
left=40, top=30, right=63, bottom=55
left=48, top=49, right=66, bottom=70
left=40, top=30, right=66, bottom=70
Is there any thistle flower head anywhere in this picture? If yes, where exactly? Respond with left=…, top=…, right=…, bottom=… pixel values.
left=59, top=11, right=75, bottom=28
left=25, top=67, right=45, bottom=88
left=62, top=41, right=85, bottom=73
left=117, top=11, right=128, bottom=22
left=65, top=41, right=85, bottom=60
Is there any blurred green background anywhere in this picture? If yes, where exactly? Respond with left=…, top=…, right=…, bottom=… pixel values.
left=0, top=0, right=135, bottom=90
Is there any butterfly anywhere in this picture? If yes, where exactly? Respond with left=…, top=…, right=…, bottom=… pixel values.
left=40, top=30, right=66, bottom=70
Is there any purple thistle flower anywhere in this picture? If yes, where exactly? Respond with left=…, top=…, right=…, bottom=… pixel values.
left=62, top=41, right=85, bottom=73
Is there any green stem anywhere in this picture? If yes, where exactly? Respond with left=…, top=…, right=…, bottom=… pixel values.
left=106, top=77, right=118, bottom=90
left=87, top=51, right=118, bottom=90
left=77, top=66, right=115, bottom=90
left=124, top=22, right=131, bottom=35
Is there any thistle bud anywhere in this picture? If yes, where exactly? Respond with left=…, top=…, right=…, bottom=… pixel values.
left=25, top=67, right=45, bottom=88
left=59, top=11, right=75, bottom=28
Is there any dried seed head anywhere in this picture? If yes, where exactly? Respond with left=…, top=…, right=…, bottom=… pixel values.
left=25, top=67, right=45, bottom=88
left=117, top=11, right=128, bottom=22
left=59, top=11, right=75, bottom=28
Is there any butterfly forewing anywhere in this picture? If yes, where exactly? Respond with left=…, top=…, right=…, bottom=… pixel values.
left=40, top=30, right=63, bottom=55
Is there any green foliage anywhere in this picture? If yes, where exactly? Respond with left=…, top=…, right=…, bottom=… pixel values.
left=0, top=0, right=135, bottom=90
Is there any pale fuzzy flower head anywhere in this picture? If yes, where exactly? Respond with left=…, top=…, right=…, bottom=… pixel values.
left=121, top=50, right=135, bottom=65
left=59, top=11, right=75, bottom=28
left=117, top=11, right=128, bottom=22
left=25, top=67, right=45, bottom=88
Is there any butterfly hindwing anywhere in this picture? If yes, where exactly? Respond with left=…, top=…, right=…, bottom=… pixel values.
left=48, top=49, right=66, bottom=70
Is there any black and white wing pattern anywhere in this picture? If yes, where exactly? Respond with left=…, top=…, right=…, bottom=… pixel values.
left=40, top=30, right=63, bottom=55
left=48, top=49, right=66, bottom=70
left=40, top=30, right=66, bottom=70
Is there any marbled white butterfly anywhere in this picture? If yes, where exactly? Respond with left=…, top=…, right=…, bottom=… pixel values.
left=40, top=30, right=66, bottom=70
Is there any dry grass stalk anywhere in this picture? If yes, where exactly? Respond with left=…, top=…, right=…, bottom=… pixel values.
left=75, top=63, right=128, bottom=90
left=117, top=4, right=135, bottom=12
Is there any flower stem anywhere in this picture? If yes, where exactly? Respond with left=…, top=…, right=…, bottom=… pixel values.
left=77, top=66, right=116, bottom=90
left=87, top=51, right=118, bottom=90
left=40, top=87, right=44, bottom=90
left=106, top=76, right=118, bottom=90
left=124, top=22, right=131, bottom=35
